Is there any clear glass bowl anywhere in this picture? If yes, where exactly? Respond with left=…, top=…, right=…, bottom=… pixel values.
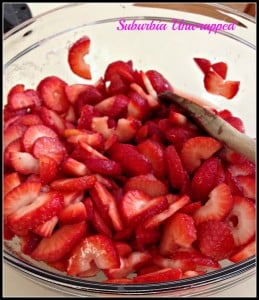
left=3, top=3, right=256, bottom=297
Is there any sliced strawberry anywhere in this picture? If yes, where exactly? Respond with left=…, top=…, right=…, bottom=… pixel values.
left=193, top=58, right=211, bottom=75
left=50, top=175, right=96, bottom=191
left=90, top=206, right=113, bottom=237
left=193, top=183, right=233, bottom=225
left=63, top=191, right=84, bottom=207
left=229, top=240, right=256, bottom=263
left=37, top=76, right=69, bottom=113
left=130, top=82, right=159, bottom=108
left=211, top=61, right=227, bottom=79
left=104, top=60, right=134, bottom=83
left=14, top=114, right=43, bottom=127
left=39, top=107, right=66, bottom=136
left=75, top=87, right=103, bottom=115
left=220, top=80, right=240, bottom=99
left=67, top=234, right=120, bottom=275
left=4, top=172, right=21, bottom=196
left=133, top=268, right=182, bottom=283
left=31, top=222, right=87, bottom=262
left=58, top=202, right=87, bottom=224
left=22, top=124, right=57, bottom=153
left=95, top=95, right=129, bottom=118
left=127, top=89, right=150, bottom=121
left=4, top=124, right=27, bottom=151
left=108, top=143, right=152, bottom=176
left=9, top=152, right=40, bottom=175
left=197, top=220, right=234, bottom=260
left=39, top=155, right=58, bottom=185
left=115, top=117, right=141, bottom=143
left=8, top=91, right=35, bottom=110
left=8, top=191, right=64, bottom=232
left=20, top=231, right=41, bottom=255
left=238, top=176, right=256, bottom=200
left=228, top=160, right=255, bottom=177
left=226, top=196, right=255, bottom=247
left=34, top=216, right=59, bottom=237
left=134, top=225, right=160, bottom=250
left=65, top=130, right=104, bottom=149
left=224, top=169, right=243, bottom=196
left=181, top=137, right=222, bottom=173
left=4, top=138, right=22, bottom=167
left=32, top=136, right=66, bottom=165
left=7, top=84, right=25, bottom=101
left=159, top=213, right=197, bottom=256
left=179, top=201, right=201, bottom=215
left=65, top=84, right=92, bottom=104
left=85, top=158, right=121, bottom=176
left=61, top=157, right=89, bottom=177
left=124, top=174, right=168, bottom=198
left=4, top=182, right=41, bottom=219
left=137, top=139, right=166, bottom=179
left=145, top=70, right=173, bottom=93
left=114, top=242, right=132, bottom=258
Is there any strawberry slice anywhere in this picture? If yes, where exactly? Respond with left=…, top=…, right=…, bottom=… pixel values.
left=159, top=213, right=197, bottom=256
left=95, top=95, right=129, bottom=118
left=12, top=114, right=43, bottom=127
left=31, top=222, right=87, bottom=262
left=50, top=175, right=96, bottom=191
left=104, top=60, right=134, bottom=83
left=58, top=202, right=87, bottom=224
left=124, top=174, right=168, bottom=198
left=8, top=91, right=35, bottom=110
left=4, top=182, right=41, bottom=219
left=133, top=268, right=182, bottom=283
left=127, top=89, right=150, bottom=120
left=114, top=242, right=132, bottom=258
left=224, top=169, right=243, bottom=196
left=193, top=183, right=233, bottom=225
left=228, top=160, right=255, bottom=177
left=197, top=220, right=234, bottom=260
left=181, top=137, right=222, bottom=173
left=221, top=80, right=240, bottom=99
left=85, top=158, right=122, bottom=176
left=9, top=152, right=40, bottom=175
left=20, top=231, right=41, bottom=255
left=39, top=155, right=58, bottom=185
left=229, top=240, right=256, bottom=263
left=115, top=117, right=141, bottom=143
left=37, top=76, right=69, bottom=113
left=226, top=196, right=255, bottom=247
left=4, top=172, right=21, bottom=196
left=34, top=216, right=59, bottom=238
left=65, top=84, right=92, bottom=104
left=67, top=234, right=120, bottom=275
left=39, top=107, right=66, bottom=136
left=193, top=58, right=211, bottom=75
left=68, top=36, right=91, bottom=80
left=4, top=138, right=22, bottom=167
left=61, top=157, right=90, bottom=177
left=134, top=225, right=160, bottom=250
left=145, top=70, right=173, bottom=93
left=238, top=176, right=256, bottom=200
left=211, top=62, right=228, bottom=79
left=22, top=124, right=58, bottom=153
left=4, top=124, right=27, bottom=151
left=8, top=191, right=64, bottom=232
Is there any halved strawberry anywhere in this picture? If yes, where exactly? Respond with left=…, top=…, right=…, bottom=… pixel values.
left=39, top=106, right=66, bottom=136
left=39, top=155, right=58, bottom=185
left=34, top=216, right=59, bottom=237
left=9, top=152, right=40, bottom=175
left=50, top=175, right=96, bottom=191
left=159, top=213, right=197, bottom=256
left=67, top=234, right=120, bottom=275
left=211, top=61, right=227, bottom=79
left=133, top=268, right=182, bottom=283
left=7, top=84, right=25, bottom=101
left=37, top=76, right=69, bottom=113
left=85, top=158, right=121, bottom=176
left=61, top=157, right=89, bottom=177
left=58, top=202, right=87, bottom=224
left=193, top=58, right=211, bottom=75
left=229, top=240, right=255, bottom=263
left=225, top=196, right=255, bottom=247
left=197, top=220, right=234, bottom=260
left=4, top=172, right=21, bottom=196
left=68, top=36, right=91, bottom=80
left=31, top=221, right=87, bottom=262
left=8, top=191, right=64, bottom=232
left=193, top=183, right=233, bottom=225
left=238, top=176, right=256, bottom=200
left=181, top=137, right=222, bottom=173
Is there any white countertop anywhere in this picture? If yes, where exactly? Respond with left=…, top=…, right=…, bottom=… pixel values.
left=4, top=3, right=256, bottom=297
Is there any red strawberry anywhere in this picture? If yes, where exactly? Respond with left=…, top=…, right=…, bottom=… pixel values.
left=4, top=138, right=22, bottom=167
left=211, top=61, right=228, bottom=79
left=50, top=175, right=96, bottom=191
left=95, top=95, right=129, bottom=118
left=127, top=89, right=150, bottom=120
left=67, top=234, right=120, bottom=275
left=137, top=139, right=166, bottom=179
left=20, top=231, right=41, bottom=255
left=37, top=76, right=69, bottom=113
left=65, top=84, right=91, bottom=104
left=31, top=222, right=87, bottom=262
left=124, top=174, right=168, bottom=198
left=77, top=104, right=98, bottom=130
left=4, top=182, right=41, bottom=219
left=224, top=169, right=243, bottom=196
left=58, top=202, right=87, bottom=224
left=229, top=240, right=255, bottom=263
left=193, top=58, right=211, bottom=75
left=133, top=268, right=182, bottom=283
left=115, top=117, right=141, bottom=143
left=228, top=160, right=255, bottom=177
left=104, top=60, right=134, bottom=83
left=65, top=130, right=103, bottom=149
left=39, top=107, right=66, bottom=136
left=68, top=36, right=91, bottom=80
left=7, top=84, right=25, bottom=101
left=130, top=82, right=159, bottom=108
left=226, top=196, right=255, bottom=247
left=85, top=158, right=121, bottom=176
left=134, top=225, right=160, bottom=250
left=61, top=157, right=89, bottom=177
left=179, top=201, right=201, bottom=215
left=191, top=157, right=225, bottom=202
left=221, top=80, right=240, bottom=99
left=238, top=176, right=256, bottom=200
left=90, top=205, right=113, bottom=238
left=181, top=137, right=222, bottom=173
left=4, top=124, right=27, bottom=151
left=39, top=155, right=58, bottom=185
left=159, top=213, right=197, bottom=256
left=34, top=216, right=59, bottom=237
left=4, top=172, right=21, bottom=196
left=8, top=191, right=64, bottom=232
left=22, top=124, right=58, bottom=153
left=32, top=136, right=66, bottom=165
left=108, top=143, right=152, bottom=176
left=197, top=220, right=234, bottom=260
left=8, top=90, right=35, bottom=110
left=145, top=70, right=173, bottom=93
left=9, top=152, right=40, bottom=175
left=193, top=183, right=233, bottom=225
left=63, top=191, right=84, bottom=207
left=114, top=242, right=132, bottom=257
left=14, top=114, right=43, bottom=127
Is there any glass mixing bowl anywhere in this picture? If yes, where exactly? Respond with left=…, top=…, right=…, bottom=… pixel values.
left=3, top=3, right=256, bottom=297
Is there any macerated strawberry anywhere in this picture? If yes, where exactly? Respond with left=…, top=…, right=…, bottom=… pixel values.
left=34, top=216, right=59, bottom=238
left=130, top=82, right=159, bottom=108
left=4, top=124, right=27, bottom=151
left=67, top=234, right=120, bottom=275
left=193, top=183, right=233, bottom=225
left=4, top=172, right=21, bottom=196
left=229, top=240, right=255, bottom=263
left=39, top=107, right=66, bottom=136
left=226, top=196, right=255, bottom=247
left=108, top=143, right=152, bottom=177
left=50, top=175, right=96, bottom=191
left=159, top=213, right=197, bottom=256
left=85, top=158, right=121, bottom=176
left=197, top=220, right=234, bottom=260
left=124, top=174, right=168, bottom=198
left=37, top=76, right=69, bottom=113
left=9, top=152, right=40, bottom=175
left=31, top=222, right=87, bottom=262
left=211, top=61, right=228, bottom=79
left=181, top=137, right=222, bottom=173
left=238, top=176, right=256, bottom=200
left=68, top=36, right=91, bottom=80
left=145, top=70, right=173, bottom=93
left=59, top=202, right=87, bottom=224
left=61, top=157, right=89, bottom=177
left=20, top=231, right=41, bottom=255
left=8, top=191, right=64, bottom=232
left=133, top=268, right=182, bottom=283
left=193, top=58, right=211, bottom=75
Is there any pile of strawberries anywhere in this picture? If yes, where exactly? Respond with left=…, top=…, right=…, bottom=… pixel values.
left=4, top=36, right=255, bottom=284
